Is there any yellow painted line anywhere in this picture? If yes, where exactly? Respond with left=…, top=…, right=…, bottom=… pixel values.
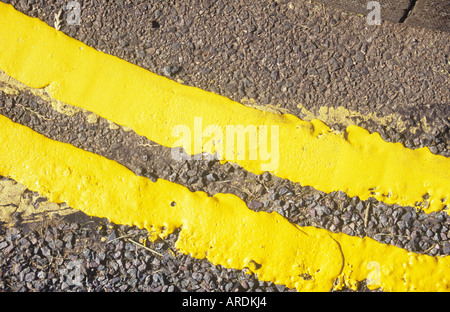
left=0, top=113, right=449, bottom=291
left=296, top=103, right=431, bottom=135
left=0, top=3, right=448, bottom=213
left=0, top=69, right=84, bottom=117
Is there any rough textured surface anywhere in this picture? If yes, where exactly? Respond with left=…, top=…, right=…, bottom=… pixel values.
left=1, top=210, right=296, bottom=292
left=0, top=0, right=449, bottom=292
left=1, top=7, right=447, bottom=213
left=0, top=87, right=449, bottom=257
left=404, top=0, right=450, bottom=32
left=312, top=0, right=413, bottom=23
left=3, top=0, right=449, bottom=138
left=313, top=0, right=450, bottom=32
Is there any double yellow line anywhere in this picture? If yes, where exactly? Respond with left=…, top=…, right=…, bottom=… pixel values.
left=0, top=3, right=449, bottom=291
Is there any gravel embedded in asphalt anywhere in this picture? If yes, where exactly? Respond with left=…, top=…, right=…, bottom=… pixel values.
left=0, top=0, right=449, bottom=292
left=3, top=0, right=449, bottom=152
left=0, top=78, right=449, bottom=292
left=0, top=209, right=299, bottom=292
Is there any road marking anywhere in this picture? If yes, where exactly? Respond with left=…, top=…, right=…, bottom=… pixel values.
left=0, top=69, right=84, bottom=116
left=0, top=178, right=74, bottom=227
left=0, top=113, right=343, bottom=291
left=0, top=113, right=449, bottom=291
left=296, top=102, right=432, bottom=135
left=0, top=3, right=449, bottom=212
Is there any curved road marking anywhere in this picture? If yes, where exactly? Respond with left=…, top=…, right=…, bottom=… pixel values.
left=0, top=114, right=449, bottom=291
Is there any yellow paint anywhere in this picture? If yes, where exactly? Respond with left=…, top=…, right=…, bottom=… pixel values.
left=0, top=3, right=449, bottom=213
left=0, top=178, right=74, bottom=227
left=296, top=103, right=432, bottom=134
left=0, top=114, right=342, bottom=291
left=0, top=114, right=449, bottom=291
left=86, top=112, right=99, bottom=124
left=0, top=69, right=131, bottom=131
left=326, top=230, right=450, bottom=291
left=0, top=70, right=83, bottom=117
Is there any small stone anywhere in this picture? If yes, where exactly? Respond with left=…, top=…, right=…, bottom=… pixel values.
left=172, top=42, right=181, bottom=51
left=155, top=242, right=166, bottom=250
left=397, top=220, right=407, bottom=231
left=379, top=213, right=388, bottom=227
left=63, top=232, right=74, bottom=244
left=192, top=272, right=203, bottom=281
left=432, top=233, right=440, bottom=241
left=345, top=57, right=354, bottom=68
left=354, top=51, right=365, bottom=62
left=138, top=262, right=147, bottom=272
left=107, top=230, right=117, bottom=242
left=248, top=200, right=263, bottom=211
left=203, top=272, right=212, bottom=283
left=5, top=98, right=14, bottom=108
left=187, top=169, right=197, bottom=177
left=107, top=120, right=120, bottom=130
left=152, top=257, right=161, bottom=268
left=162, top=65, right=181, bottom=77
left=402, top=211, right=412, bottom=221
left=225, top=282, right=234, bottom=291
left=146, top=172, right=158, bottom=182
left=206, top=173, right=217, bottom=182
left=276, top=206, right=286, bottom=217
left=332, top=216, right=342, bottom=227
left=18, top=237, right=31, bottom=249
left=355, top=201, right=364, bottom=212
left=37, top=271, right=46, bottom=279
left=86, top=113, right=99, bottom=124
left=318, top=205, right=331, bottom=215
left=0, top=241, right=8, bottom=250
left=342, top=225, right=354, bottom=236
left=240, top=280, right=249, bottom=290
left=443, top=243, right=450, bottom=254
left=328, top=57, right=340, bottom=71
left=25, top=272, right=35, bottom=282
left=341, top=211, right=352, bottom=221
left=278, top=186, right=293, bottom=196
left=268, top=191, right=279, bottom=201
left=270, top=70, right=279, bottom=81
left=83, top=248, right=91, bottom=259
left=429, top=146, right=438, bottom=154
left=261, top=172, right=271, bottom=181
left=61, top=282, right=69, bottom=291
left=41, top=246, right=52, bottom=258
left=153, top=273, right=163, bottom=284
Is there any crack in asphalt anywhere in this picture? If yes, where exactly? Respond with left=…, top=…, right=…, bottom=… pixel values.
left=399, top=0, right=418, bottom=23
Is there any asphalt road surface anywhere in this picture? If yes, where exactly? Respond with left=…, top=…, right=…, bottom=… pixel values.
left=0, top=0, right=449, bottom=294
